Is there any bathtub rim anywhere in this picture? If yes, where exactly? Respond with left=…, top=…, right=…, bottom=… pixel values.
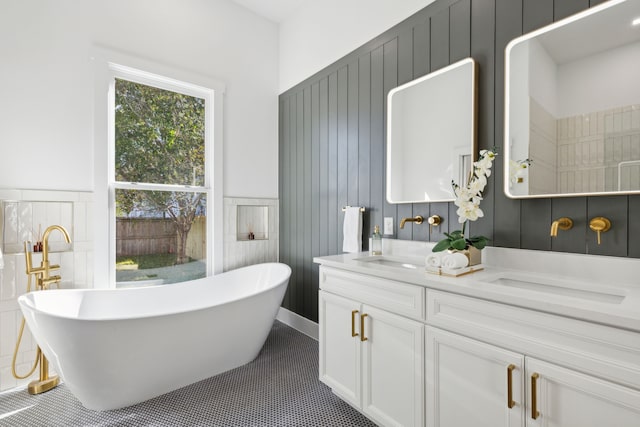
left=18, top=262, right=291, bottom=322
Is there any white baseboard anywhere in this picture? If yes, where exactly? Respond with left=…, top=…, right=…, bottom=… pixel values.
left=276, top=307, right=318, bottom=341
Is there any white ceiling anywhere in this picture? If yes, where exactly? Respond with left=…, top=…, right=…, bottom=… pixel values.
left=538, top=0, right=640, bottom=64
left=231, top=0, right=313, bottom=23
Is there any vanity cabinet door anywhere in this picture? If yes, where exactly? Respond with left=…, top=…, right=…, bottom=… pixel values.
left=361, top=305, right=424, bottom=427
left=426, top=326, right=525, bottom=427
left=525, top=358, right=640, bottom=427
left=318, top=291, right=361, bottom=407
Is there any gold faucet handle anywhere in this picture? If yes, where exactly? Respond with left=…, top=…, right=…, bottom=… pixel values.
left=41, top=275, right=62, bottom=288
left=427, top=215, right=442, bottom=226
left=427, top=215, right=442, bottom=233
left=589, top=217, right=611, bottom=245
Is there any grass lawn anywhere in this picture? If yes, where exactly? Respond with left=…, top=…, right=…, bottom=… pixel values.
left=116, top=256, right=206, bottom=286
left=116, top=253, right=197, bottom=270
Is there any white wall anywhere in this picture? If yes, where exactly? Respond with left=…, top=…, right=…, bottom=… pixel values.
left=0, top=0, right=279, bottom=199
left=278, top=0, right=436, bottom=93
left=557, top=41, right=640, bottom=118
left=528, top=39, right=558, bottom=117
left=506, top=40, right=531, bottom=196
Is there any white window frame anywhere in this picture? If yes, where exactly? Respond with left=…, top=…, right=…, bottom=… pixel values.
left=92, top=48, right=224, bottom=288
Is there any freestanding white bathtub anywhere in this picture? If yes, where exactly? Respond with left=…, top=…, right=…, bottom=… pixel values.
left=18, top=262, right=291, bottom=411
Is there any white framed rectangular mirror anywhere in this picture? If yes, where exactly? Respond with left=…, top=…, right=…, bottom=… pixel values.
left=505, top=0, right=640, bottom=198
left=386, top=57, right=477, bottom=203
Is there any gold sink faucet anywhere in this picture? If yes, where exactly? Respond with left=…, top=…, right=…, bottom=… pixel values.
left=399, top=215, right=424, bottom=229
left=550, top=217, right=573, bottom=237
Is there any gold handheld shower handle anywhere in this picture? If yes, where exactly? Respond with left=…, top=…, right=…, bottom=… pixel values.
left=12, top=272, right=41, bottom=380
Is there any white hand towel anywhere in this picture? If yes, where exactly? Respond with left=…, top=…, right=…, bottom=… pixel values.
left=425, top=252, right=443, bottom=268
left=342, top=207, right=363, bottom=253
left=441, top=252, right=469, bottom=269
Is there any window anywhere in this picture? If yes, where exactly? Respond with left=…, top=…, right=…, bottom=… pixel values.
left=106, top=64, right=219, bottom=287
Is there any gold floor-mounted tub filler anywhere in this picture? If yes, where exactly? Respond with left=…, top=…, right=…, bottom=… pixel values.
left=12, top=224, right=71, bottom=395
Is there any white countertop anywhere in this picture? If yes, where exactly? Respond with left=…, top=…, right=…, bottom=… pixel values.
left=314, top=242, right=640, bottom=333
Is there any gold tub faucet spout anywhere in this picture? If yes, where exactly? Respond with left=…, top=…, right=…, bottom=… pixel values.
left=40, top=225, right=71, bottom=287
left=550, top=217, right=573, bottom=237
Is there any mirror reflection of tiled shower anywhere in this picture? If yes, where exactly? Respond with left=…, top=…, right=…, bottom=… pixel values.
left=530, top=101, right=640, bottom=194
left=557, top=104, right=640, bottom=193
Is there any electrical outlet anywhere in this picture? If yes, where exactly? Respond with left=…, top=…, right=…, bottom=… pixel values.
left=384, top=217, right=393, bottom=235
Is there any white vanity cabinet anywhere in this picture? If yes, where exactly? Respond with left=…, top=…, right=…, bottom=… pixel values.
left=426, top=326, right=640, bottom=427
left=319, top=267, right=425, bottom=427
left=319, top=291, right=362, bottom=406
left=425, top=326, right=525, bottom=427
left=316, top=256, right=640, bottom=427
left=426, top=290, right=640, bottom=427
left=524, top=358, right=640, bottom=427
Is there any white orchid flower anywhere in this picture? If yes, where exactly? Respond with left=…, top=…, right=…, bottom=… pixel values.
left=448, top=149, right=496, bottom=227
left=468, top=177, right=486, bottom=194
left=479, top=149, right=496, bottom=160
left=456, top=201, right=484, bottom=223
left=454, top=186, right=474, bottom=203
left=474, top=158, right=493, bottom=178
left=471, top=195, right=483, bottom=205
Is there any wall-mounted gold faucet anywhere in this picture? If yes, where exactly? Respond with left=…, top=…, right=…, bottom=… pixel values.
left=550, top=217, right=573, bottom=237
left=20, top=224, right=72, bottom=395
left=589, top=217, right=611, bottom=245
left=399, top=215, right=423, bottom=229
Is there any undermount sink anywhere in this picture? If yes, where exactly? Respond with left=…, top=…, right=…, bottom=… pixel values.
left=354, top=255, right=423, bottom=271
left=479, top=272, right=626, bottom=304
left=352, top=254, right=629, bottom=305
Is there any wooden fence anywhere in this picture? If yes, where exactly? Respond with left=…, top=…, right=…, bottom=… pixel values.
left=116, top=217, right=206, bottom=260
left=186, top=216, right=206, bottom=261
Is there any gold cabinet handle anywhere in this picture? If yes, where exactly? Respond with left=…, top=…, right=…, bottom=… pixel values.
left=351, top=310, right=359, bottom=337
left=507, top=364, right=516, bottom=409
left=531, top=373, right=540, bottom=420
left=360, top=313, right=368, bottom=342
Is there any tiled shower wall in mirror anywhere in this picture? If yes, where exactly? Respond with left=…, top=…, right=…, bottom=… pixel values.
left=530, top=101, right=640, bottom=194
left=557, top=105, right=640, bottom=193
left=0, top=189, right=93, bottom=391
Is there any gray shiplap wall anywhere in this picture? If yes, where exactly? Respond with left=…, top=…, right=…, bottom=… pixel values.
left=279, top=0, right=639, bottom=322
